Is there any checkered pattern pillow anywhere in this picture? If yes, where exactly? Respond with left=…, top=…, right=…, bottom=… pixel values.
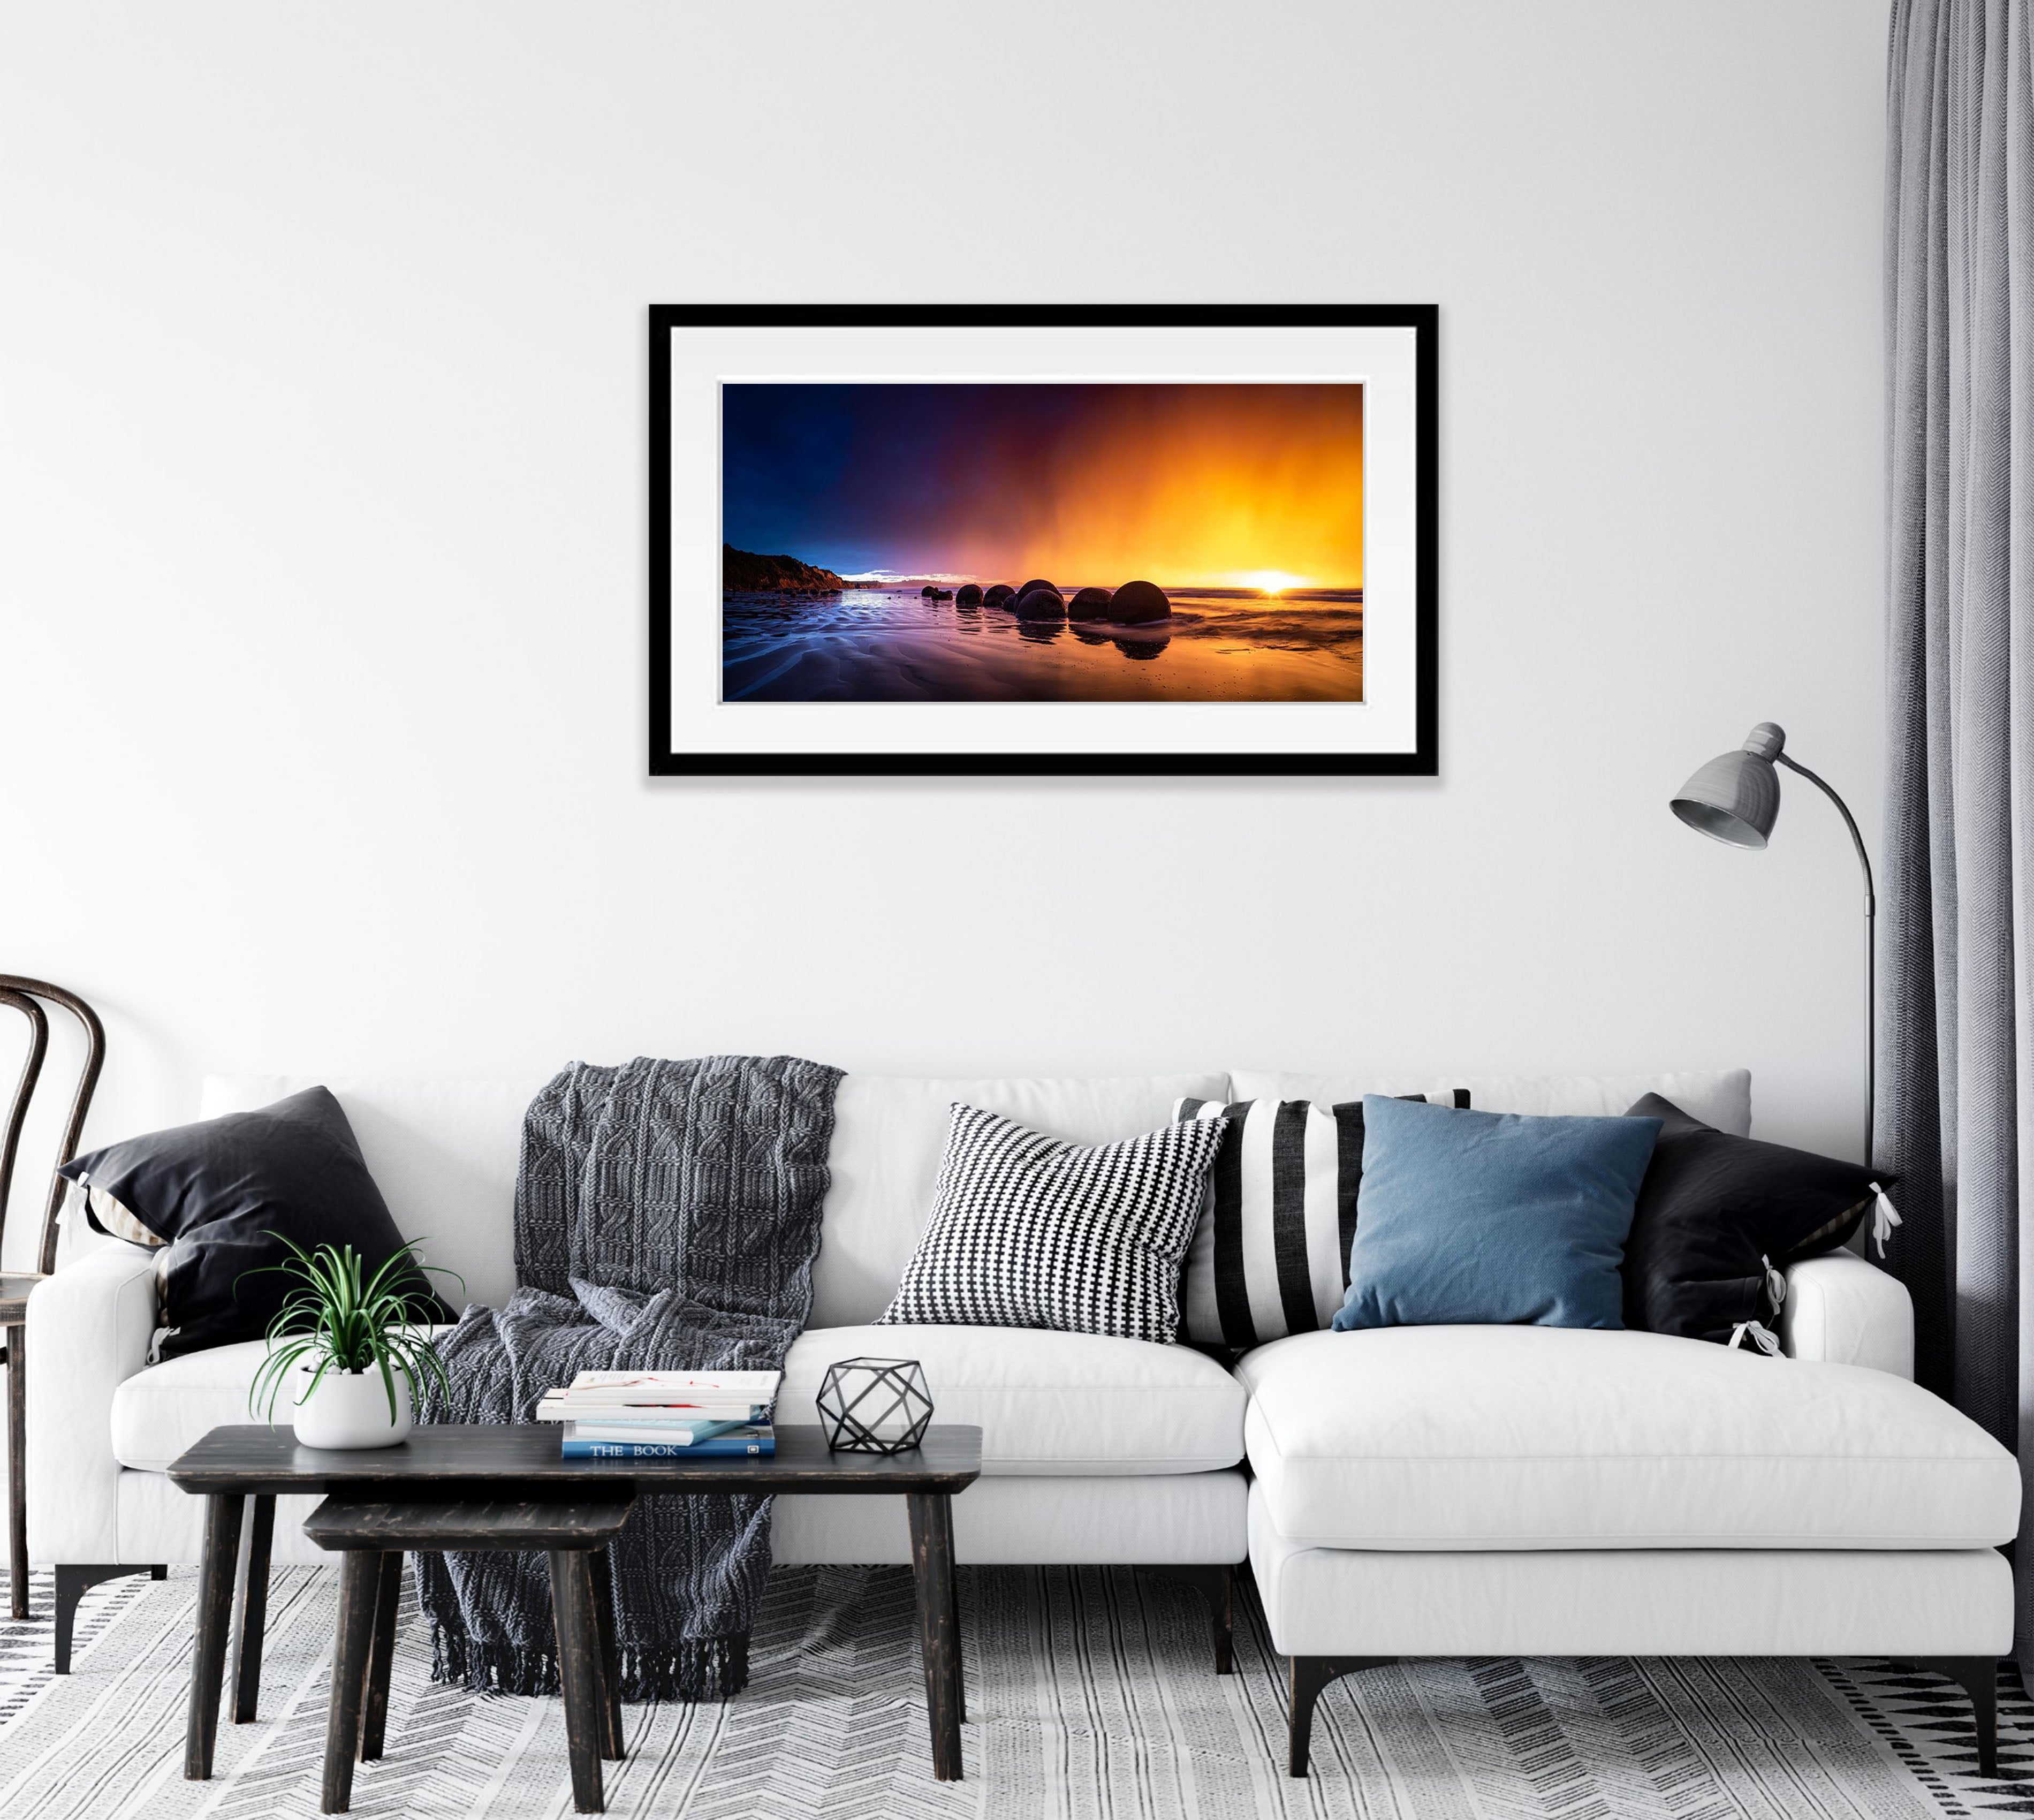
left=876, top=1103, right=1230, bottom=1342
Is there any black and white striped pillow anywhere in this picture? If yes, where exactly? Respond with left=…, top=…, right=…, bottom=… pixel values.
left=1172, top=1091, right=1470, bottom=1349
left=877, top=1103, right=1229, bottom=1343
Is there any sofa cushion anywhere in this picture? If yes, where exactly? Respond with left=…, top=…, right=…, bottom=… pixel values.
left=111, top=1338, right=279, bottom=1471
left=1172, top=1091, right=1462, bottom=1349
left=203, top=1075, right=545, bottom=1310
left=875, top=1106, right=1225, bottom=1342
left=65, top=1087, right=453, bottom=1360
left=1333, top=1097, right=1661, bottom=1332
left=811, top=1074, right=1229, bottom=1327
left=1239, top=1326, right=2020, bottom=1549
left=1622, top=1092, right=1888, bottom=1346
left=113, top=1321, right=1248, bottom=1478
left=781, top=1325, right=1246, bottom=1475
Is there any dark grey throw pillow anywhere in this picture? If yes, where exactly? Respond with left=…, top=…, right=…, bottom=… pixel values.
left=1620, top=1092, right=1891, bottom=1349
left=59, top=1087, right=452, bottom=1359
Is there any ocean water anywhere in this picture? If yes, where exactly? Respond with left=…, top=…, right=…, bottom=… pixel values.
left=720, top=586, right=1363, bottom=704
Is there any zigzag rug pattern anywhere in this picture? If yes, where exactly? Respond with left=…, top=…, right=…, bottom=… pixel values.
left=0, top=1563, right=2024, bottom=1818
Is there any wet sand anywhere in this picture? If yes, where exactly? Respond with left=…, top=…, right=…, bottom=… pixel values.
left=722, top=587, right=1363, bottom=704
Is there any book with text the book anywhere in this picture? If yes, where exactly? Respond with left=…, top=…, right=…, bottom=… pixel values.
left=560, top=1431, right=775, bottom=1459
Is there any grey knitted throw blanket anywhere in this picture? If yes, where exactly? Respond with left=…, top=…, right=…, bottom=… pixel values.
left=416, top=1054, right=841, bottom=1702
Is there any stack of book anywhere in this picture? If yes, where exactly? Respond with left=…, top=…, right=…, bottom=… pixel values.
left=537, top=1369, right=780, bottom=1458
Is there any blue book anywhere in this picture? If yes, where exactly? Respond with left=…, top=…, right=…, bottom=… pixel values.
left=560, top=1435, right=775, bottom=1459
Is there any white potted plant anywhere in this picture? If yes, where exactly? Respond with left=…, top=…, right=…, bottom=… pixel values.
left=245, top=1237, right=461, bottom=1450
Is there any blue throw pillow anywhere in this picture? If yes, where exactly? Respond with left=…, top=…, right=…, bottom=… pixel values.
left=1331, top=1096, right=1663, bottom=1332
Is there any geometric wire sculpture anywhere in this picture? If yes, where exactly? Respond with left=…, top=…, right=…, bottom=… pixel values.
left=816, top=1356, right=934, bottom=1455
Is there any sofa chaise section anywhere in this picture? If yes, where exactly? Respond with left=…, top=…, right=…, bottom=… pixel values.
left=1241, top=1307, right=2020, bottom=1774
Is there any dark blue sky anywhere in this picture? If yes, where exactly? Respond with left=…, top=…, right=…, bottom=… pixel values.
left=722, top=383, right=1092, bottom=575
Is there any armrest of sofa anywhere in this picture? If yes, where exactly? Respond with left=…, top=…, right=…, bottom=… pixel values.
left=25, top=1241, right=158, bottom=1563
left=1779, top=1249, right=1914, bottom=1378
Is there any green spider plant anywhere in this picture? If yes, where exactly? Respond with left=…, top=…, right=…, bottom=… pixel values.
left=243, top=1235, right=464, bottom=1425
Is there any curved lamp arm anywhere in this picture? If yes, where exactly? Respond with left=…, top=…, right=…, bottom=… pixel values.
left=1775, top=753, right=1876, bottom=906
left=1774, top=754, right=1877, bottom=1168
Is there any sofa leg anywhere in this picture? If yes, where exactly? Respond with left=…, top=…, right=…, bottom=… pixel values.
left=1288, top=1656, right=1396, bottom=1777
left=1135, top=1565, right=1235, bottom=1674
left=1906, top=1657, right=2000, bottom=1778
left=54, top=1564, right=156, bottom=1673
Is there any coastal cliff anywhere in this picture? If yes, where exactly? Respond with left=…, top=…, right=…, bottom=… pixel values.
left=722, top=543, right=845, bottom=593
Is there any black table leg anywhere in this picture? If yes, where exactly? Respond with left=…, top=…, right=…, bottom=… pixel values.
left=548, top=1550, right=606, bottom=1813
left=359, top=1552, right=403, bottom=1762
left=906, top=1491, right=962, bottom=1780
left=320, top=1550, right=381, bottom=1813
left=7, top=1323, right=27, bottom=1620
left=230, top=1494, right=276, bottom=1722
left=588, top=1545, right=625, bottom=1760
left=947, top=1537, right=964, bottom=1724
left=185, top=1492, right=244, bottom=1780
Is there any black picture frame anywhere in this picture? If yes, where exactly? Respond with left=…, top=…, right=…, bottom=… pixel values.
left=649, top=304, right=1437, bottom=777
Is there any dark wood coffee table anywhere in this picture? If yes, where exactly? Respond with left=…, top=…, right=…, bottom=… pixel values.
left=167, top=1423, right=983, bottom=1796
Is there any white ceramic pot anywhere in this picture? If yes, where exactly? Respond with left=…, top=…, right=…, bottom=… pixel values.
left=290, top=1361, right=414, bottom=1450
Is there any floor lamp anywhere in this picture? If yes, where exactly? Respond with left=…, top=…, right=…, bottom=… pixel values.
left=1669, top=721, right=1877, bottom=1169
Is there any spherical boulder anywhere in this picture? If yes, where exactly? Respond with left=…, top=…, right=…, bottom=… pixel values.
left=1109, top=579, right=1170, bottom=624
left=1068, top=587, right=1113, bottom=621
left=956, top=583, right=983, bottom=606
left=921, top=585, right=938, bottom=597
left=1016, top=578, right=1055, bottom=601
left=1014, top=586, right=1067, bottom=620
left=983, top=584, right=1016, bottom=608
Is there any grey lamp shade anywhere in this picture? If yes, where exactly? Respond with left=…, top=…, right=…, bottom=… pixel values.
left=1670, top=722, right=1785, bottom=848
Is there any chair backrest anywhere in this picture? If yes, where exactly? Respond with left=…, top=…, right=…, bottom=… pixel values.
left=0, top=977, right=105, bottom=1276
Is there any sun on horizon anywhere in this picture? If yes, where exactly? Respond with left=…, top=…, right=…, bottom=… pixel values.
left=1229, top=569, right=1315, bottom=595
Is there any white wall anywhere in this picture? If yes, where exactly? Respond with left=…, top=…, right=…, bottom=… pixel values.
left=0, top=1, right=1889, bottom=1264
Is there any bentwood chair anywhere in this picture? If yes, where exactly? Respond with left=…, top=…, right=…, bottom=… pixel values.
left=0, top=977, right=105, bottom=1620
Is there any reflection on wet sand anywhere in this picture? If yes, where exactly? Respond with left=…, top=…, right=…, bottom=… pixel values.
left=722, top=583, right=1362, bottom=704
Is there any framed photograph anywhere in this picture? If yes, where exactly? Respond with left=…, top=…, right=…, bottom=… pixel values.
left=649, top=305, right=1436, bottom=776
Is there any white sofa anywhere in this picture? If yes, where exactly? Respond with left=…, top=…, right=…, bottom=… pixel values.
left=24, top=1065, right=2017, bottom=1776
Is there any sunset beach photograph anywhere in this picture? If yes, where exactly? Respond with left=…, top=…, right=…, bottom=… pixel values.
left=718, top=381, right=1364, bottom=704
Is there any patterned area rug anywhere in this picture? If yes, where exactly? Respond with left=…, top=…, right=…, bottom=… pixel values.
left=0, top=1563, right=2028, bottom=1819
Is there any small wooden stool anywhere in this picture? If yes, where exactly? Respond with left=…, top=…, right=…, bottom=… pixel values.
left=302, top=1495, right=632, bottom=1815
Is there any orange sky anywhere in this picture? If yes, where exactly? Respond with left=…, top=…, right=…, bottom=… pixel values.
left=948, top=385, right=1363, bottom=589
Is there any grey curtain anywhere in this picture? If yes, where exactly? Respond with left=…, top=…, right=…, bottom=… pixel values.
left=1883, top=0, right=2034, bottom=1658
